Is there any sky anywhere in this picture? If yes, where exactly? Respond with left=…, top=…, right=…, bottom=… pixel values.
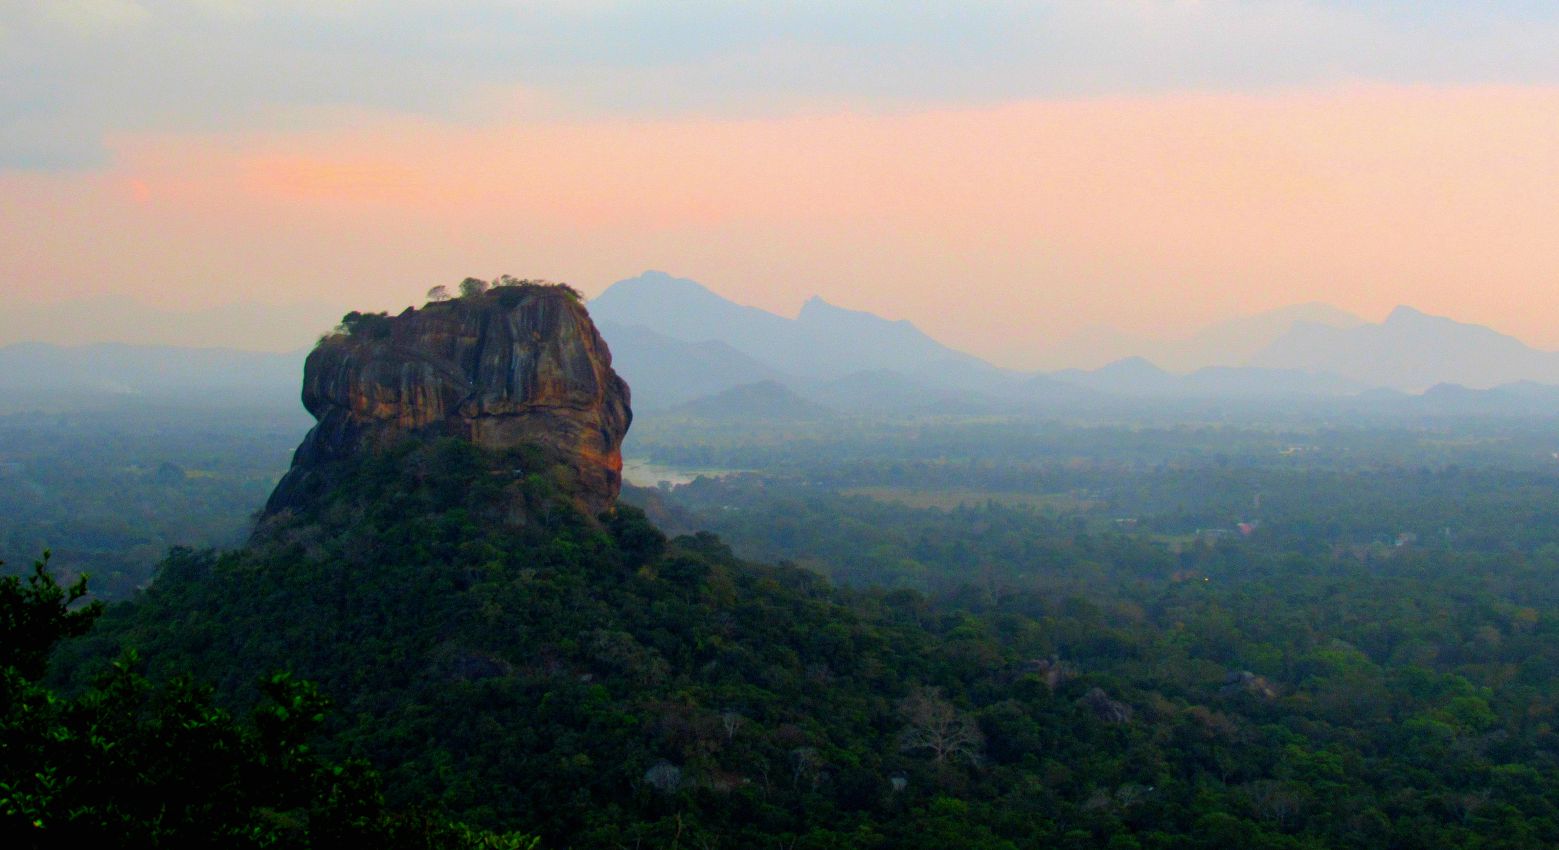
left=5, top=1, right=1559, bottom=368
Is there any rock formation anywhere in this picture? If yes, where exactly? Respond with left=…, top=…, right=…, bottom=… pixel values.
left=1219, top=670, right=1279, bottom=700
left=263, top=283, right=631, bottom=519
left=1078, top=687, right=1133, bottom=725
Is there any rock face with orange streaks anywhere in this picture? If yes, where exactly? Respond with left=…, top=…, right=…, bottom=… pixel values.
left=263, top=284, right=631, bottom=519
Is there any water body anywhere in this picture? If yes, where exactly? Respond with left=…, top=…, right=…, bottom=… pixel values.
left=621, top=458, right=734, bottom=488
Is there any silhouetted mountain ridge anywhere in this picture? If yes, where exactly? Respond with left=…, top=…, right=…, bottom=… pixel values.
left=1252, top=305, right=1559, bottom=391
left=588, top=271, right=1014, bottom=393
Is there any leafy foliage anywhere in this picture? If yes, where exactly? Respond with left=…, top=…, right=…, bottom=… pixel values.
left=1, top=553, right=101, bottom=680
left=336, top=311, right=393, bottom=340
left=1, top=554, right=536, bottom=848
left=443, top=275, right=583, bottom=306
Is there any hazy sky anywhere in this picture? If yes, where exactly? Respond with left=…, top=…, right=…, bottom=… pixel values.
left=5, top=1, right=1559, bottom=366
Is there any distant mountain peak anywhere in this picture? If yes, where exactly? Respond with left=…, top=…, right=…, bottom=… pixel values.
left=590, top=271, right=1011, bottom=398
left=796, top=295, right=835, bottom=319
left=1274, top=302, right=1366, bottom=327
left=797, top=295, right=912, bottom=327
left=604, top=270, right=723, bottom=300
left=1385, top=305, right=1430, bottom=324
left=1097, top=356, right=1170, bottom=376
left=1033, top=302, right=1364, bottom=372
left=1380, top=306, right=1510, bottom=338
left=1253, top=303, right=1558, bottom=391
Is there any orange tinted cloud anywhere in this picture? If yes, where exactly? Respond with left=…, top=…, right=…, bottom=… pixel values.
left=242, top=157, right=425, bottom=204
left=4, top=85, right=1559, bottom=366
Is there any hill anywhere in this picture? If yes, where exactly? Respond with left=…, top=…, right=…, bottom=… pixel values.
left=666, top=379, right=835, bottom=422
left=589, top=270, right=1015, bottom=394
left=1037, top=303, right=1365, bottom=371
left=802, top=369, right=1018, bottom=416
left=594, top=320, right=788, bottom=411
left=1252, top=306, right=1559, bottom=391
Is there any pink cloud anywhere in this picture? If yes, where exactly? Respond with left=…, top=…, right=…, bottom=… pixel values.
left=5, top=84, right=1559, bottom=366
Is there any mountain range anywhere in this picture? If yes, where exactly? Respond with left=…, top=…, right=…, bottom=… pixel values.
left=1251, top=306, right=1559, bottom=392
left=591, top=270, right=1559, bottom=413
left=1051, top=358, right=1366, bottom=399
left=5, top=271, right=1558, bottom=416
left=590, top=270, right=1015, bottom=398
left=1041, top=302, right=1367, bottom=372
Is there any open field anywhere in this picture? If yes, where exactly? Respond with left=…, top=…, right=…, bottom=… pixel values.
left=841, top=485, right=1097, bottom=512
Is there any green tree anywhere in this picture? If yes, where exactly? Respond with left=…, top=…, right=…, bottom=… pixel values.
left=0, top=552, right=101, bottom=680
left=0, top=554, right=537, bottom=849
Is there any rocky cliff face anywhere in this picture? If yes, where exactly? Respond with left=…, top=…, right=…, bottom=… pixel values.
left=263, top=285, right=631, bottom=519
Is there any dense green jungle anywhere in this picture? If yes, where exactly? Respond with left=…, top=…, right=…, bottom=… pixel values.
left=10, top=400, right=1559, bottom=847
